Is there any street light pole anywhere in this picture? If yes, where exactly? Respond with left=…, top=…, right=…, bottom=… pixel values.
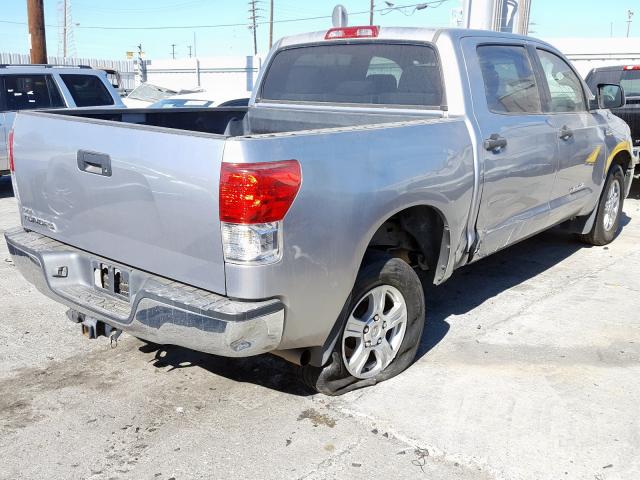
left=370, top=0, right=374, bottom=25
left=627, top=10, right=634, bottom=38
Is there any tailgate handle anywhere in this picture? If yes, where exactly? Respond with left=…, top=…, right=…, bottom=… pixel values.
left=77, top=150, right=112, bottom=177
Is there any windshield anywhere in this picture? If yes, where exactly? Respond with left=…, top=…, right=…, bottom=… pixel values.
left=260, top=43, right=443, bottom=108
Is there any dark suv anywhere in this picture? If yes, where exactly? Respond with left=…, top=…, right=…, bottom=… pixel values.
left=586, top=65, right=640, bottom=173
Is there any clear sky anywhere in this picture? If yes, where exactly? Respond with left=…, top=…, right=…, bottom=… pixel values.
left=0, top=0, right=637, bottom=60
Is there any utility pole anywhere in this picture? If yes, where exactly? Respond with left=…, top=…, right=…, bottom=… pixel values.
left=27, top=0, right=47, bottom=64
left=269, top=0, right=274, bottom=49
left=369, top=0, right=374, bottom=25
left=171, top=44, right=176, bottom=59
left=627, top=9, right=634, bottom=38
left=188, top=45, right=192, bottom=58
left=248, top=0, right=261, bottom=56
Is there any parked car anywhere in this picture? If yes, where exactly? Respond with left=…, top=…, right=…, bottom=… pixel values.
left=5, top=27, right=637, bottom=395
left=149, top=98, right=216, bottom=108
left=148, top=93, right=250, bottom=109
left=585, top=65, right=640, bottom=174
left=0, top=64, right=124, bottom=175
left=123, top=84, right=205, bottom=108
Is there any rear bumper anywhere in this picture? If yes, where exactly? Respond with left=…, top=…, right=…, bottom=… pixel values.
left=5, top=228, right=284, bottom=357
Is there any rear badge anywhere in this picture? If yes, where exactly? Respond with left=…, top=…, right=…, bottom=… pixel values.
left=22, top=207, right=57, bottom=231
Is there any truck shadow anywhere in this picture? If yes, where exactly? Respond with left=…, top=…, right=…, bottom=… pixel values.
left=138, top=342, right=315, bottom=396
left=417, top=228, right=583, bottom=358
left=0, top=177, right=14, bottom=198
left=417, top=187, right=638, bottom=358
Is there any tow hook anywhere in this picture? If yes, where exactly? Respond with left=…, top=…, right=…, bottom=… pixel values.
left=66, top=309, right=123, bottom=346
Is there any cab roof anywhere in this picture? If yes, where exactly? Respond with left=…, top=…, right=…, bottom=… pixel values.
left=276, top=26, right=555, bottom=50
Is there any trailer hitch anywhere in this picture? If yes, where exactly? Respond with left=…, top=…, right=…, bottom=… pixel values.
left=66, top=309, right=123, bottom=347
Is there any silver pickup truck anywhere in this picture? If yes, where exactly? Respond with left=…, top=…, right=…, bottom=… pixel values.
left=5, top=27, right=637, bottom=395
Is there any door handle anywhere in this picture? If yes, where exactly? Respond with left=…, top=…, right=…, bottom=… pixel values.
left=77, top=150, right=112, bottom=176
left=483, top=134, right=507, bottom=152
left=559, top=125, right=574, bottom=140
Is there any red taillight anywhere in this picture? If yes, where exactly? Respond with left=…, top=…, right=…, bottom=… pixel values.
left=220, top=160, right=301, bottom=224
left=325, top=26, right=379, bottom=40
left=7, top=129, right=14, bottom=172
left=623, top=65, right=640, bottom=70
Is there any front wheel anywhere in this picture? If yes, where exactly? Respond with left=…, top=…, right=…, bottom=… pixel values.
left=302, top=252, right=425, bottom=395
left=578, top=165, right=625, bottom=246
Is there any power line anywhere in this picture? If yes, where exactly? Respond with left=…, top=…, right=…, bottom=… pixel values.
left=0, top=1, right=447, bottom=31
left=71, top=0, right=208, bottom=13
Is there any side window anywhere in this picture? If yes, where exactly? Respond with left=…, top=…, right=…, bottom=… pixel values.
left=537, top=49, right=586, bottom=112
left=366, top=56, right=402, bottom=91
left=477, top=45, right=542, bottom=114
left=59, top=74, right=114, bottom=107
left=46, top=76, right=65, bottom=107
left=3, top=75, right=63, bottom=110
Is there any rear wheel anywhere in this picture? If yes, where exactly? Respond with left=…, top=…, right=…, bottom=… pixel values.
left=578, top=165, right=625, bottom=246
left=302, top=252, right=425, bottom=395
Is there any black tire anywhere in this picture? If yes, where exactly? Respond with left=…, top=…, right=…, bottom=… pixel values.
left=302, top=251, right=425, bottom=395
left=578, top=165, right=625, bottom=246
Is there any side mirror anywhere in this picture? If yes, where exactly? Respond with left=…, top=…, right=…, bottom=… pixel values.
left=596, top=83, right=625, bottom=109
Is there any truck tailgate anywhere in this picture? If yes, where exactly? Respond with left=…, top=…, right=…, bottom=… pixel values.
left=12, top=112, right=227, bottom=294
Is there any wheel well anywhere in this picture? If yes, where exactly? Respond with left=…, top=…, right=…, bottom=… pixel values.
left=367, top=205, right=446, bottom=279
left=610, top=150, right=632, bottom=173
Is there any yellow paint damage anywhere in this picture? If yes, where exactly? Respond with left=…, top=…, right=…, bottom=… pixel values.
left=584, top=145, right=602, bottom=165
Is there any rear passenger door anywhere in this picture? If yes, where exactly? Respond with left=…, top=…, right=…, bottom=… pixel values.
left=462, top=39, right=559, bottom=259
left=533, top=48, right=605, bottom=224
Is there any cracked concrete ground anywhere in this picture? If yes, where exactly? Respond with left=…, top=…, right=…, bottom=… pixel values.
left=1, top=175, right=639, bottom=480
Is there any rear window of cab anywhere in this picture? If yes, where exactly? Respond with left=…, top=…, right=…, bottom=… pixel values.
left=259, top=43, right=444, bottom=108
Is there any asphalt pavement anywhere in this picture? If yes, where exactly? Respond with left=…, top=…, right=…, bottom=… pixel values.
left=1, top=175, right=639, bottom=480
